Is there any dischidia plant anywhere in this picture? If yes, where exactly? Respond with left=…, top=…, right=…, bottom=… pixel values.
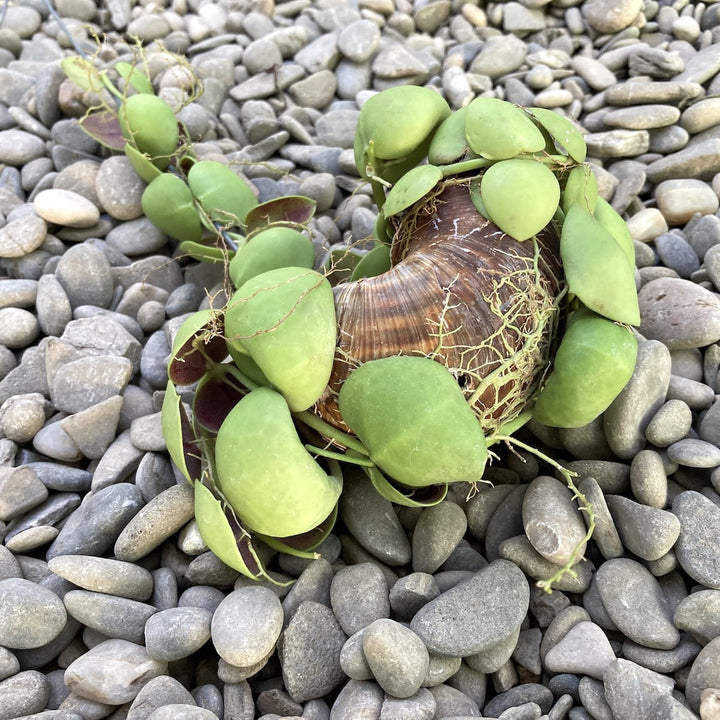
left=62, top=53, right=640, bottom=589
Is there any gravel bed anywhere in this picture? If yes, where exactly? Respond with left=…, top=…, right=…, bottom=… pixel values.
left=1, top=0, right=720, bottom=718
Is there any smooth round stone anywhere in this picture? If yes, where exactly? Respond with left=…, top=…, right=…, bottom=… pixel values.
left=411, top=560, right=529, bottom=657
left=64, top=639, right=168, bottom=704
left=673, top=490, right=720, bottom=589
left=629, top=450, right=668, bottom=508
left=0, top=307, right=39, bottom=349
left=645, top=400, right=693, bottom=448
left=681, top=97, right=720, bottom=135
left=144, top=607, right=212, bottom=662
left=127, top=675, right=196, bottom=720
left=603, top=340, right=672, bottom=460
left=412, top=501, right=467, bottom=574
left=686, top=636, right=720, bottom=711
left=105, top=216, right=167, bottom=256
left=639, top=278, right=720, bottom=350
left=361, top=618, right=429, bottom=699
left=654, top=232, right=700, bottom=278
left=95, top=156, right=145, bottom=221
left=468, top=34, right=526, bottom=79
left=0, top=213, right=47, bottom=258
left=389, top=572, right=440, bottom=622
left=33, top=188, right=100, bottom=228
left=522, top=475, right=587, bottom=566
left=281, top=601, right=347, bottom=703
left=281, top=558, right=334, bottom=623
left=0, top=669, right=49, bottom=718
left=0, top=577, right=67, bottom=649
left=340, top=628, right=372, bottom=681
left=0, top=464, right=48, bottom=522
left=622, top=635, right=701, bottom=674
left=595, top=558, right=680, bottom=650
left=330, top=563, right=390, bottom=637
left=63, top=590, right=157, bottom=644
left=667, top=438, right=720, bottom=468
left=466, top=485, right=515, bottom=542
left=55, top=243, right=114, bottom=310
left=114, top=483, right=195, bottom=561
left=603, top=658, right=675, bottom=720
left=48, top=555, right=153, bottom=601
left=626, top=208, right=668, bottom=242
left=0, top=392, right=46, bottom=443
left=0, top=129, right=46, bottom=166
left=337, top=19, right=380, bottom=62
left=0, top=278, right=38, bottom=309
left=655, top=179, right=719, bottom=226
left=211, top=587, right=283, bottom=667
left=604, top=495, right=680, bottom=561
left=544, top=620, right=614, bottom=680
left=146, top=705, right=219, bottom=720
left=36, top=273, right=72, bottom=337
left=674, top=589, right=720, bottom=642
left=604, top=104, right=680, bottom=130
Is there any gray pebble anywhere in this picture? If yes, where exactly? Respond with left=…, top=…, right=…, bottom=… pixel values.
left=90, top=430, right=144, bottom=490
left=47, top=482, right=143, bottom=559
left=337, top=19, right=380, bottom=62
left=129, top=411, right=166, bottom=452
left=106, top=217, right=167, bottom=256
left=605, top=495, right=680, bottom=561
left=674, top=589, right=720, bottom=642
left=686, top=635, right=720, bottom=711
left=211, top=587, right=283, bottom=667
left=388, top=572, right=440, bottom=622
left=0, top=214, right=46, bottom=260
left=429, top=683, right=480, bottom=717
left=595, top=558, right=680, bottom=650
left=466, top=484, right=515, bottom=542
left=380, top=687, right=435, bottom=720
left=361, top=618, right=428, bottom=699
left=673, top=490, right=720, bottom=589
left=0, top=669, right=49, bottom=718
left=411, top=559, right=528, bottom=656
left=55, top=243, right=114, bottom=310
left=48, top=555, right=153, bottom=601
left=603, top=340, right=671, bottom=460
left=647, top=139, right=720, bottom=184
left=25, top=462, right=90, bottom=492
left=330, top=563, right=390, bottom=636
left=0, top=392, right=46, bottom=444
left=281, top=601, right=347, bottom=703
left=114, top=482, right=195, bottom=561
left=127, top=675, right=196, bottom=720
left=667, top=438, right=720, bottom=468
left=144, top=606, right=212, bottom=662
left=603, top=658, right=675, bottom=720
left=331, top=679, right=383, bottom=719
left=0, top=307, right=39, bottom=349
left=544, top=621, right=616, bottom=680
left=645, top=400, right=693, bottom=447
left=412, top=501, right=467, bottom=574
left=64, top=638, right=168, bottom=705
left=654, top=232, right=700, bottom=278
left=95, top=156, right=145, bottom=221
left=0, top=577, right=67, bottom=649
left=63, top=590, right=157, bottom=644
left=622, top=635, right=701, bottom=674
left=0, top=464, right=48, bottom=521
left=282, top=558, right=334, bottom=623
left=0, top=129, right=47, bottom=166
left=34, top=188, right=100, bottom=228
left=485, top=484, right=527, bottom=561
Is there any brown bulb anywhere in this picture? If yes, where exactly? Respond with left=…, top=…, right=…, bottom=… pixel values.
left=315, top=178, right=566, bottom=435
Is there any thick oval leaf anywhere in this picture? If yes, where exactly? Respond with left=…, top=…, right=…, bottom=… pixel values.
left=115, top=62, right=154, bottom=95
left=214, top=387, right=343, bottom=537
left=229, top=226, right=314, bottom=290
left=350, top=243, right=391, bottom=281
left=194, top=482, right=279, bottom=583
left=532, top=305, right=638, bottom=428
left=160, top=381, right=202, bottom=482
left=526, top=107, right=587, bottom=163
left=245, top=196, right=316, bottom=236
left=141, top=173, right=202, bottom=244
left=383, top=164, right=443, bottom=218
left=118, top=94, right=178, bottom=168
left=178, top=240, right=229, bottom=264
left=61, top=56, right=104, bottom=92
left=193, top=365, right=247, bottom=434
left=338, top=356, right=488, bottom=488
left=356, top=86, right=451, bottom=163
left=561, top=205, right=640, bottom=325
left=481, top=158, right=560, bottom=241
left=593, top=197, right=635, bottom=267
left=123, top=143, right=163, bottom=183
left=562, top=164, right=598, bottom=214
left=187, top=160, right=258, bottom=227
left=428, top=106, right=470, bottom=165
left=224, top=267, right=336, bottom=412
left=465, top=97, right=546, bottom=160
left=79, top=111, right=125, bottom=151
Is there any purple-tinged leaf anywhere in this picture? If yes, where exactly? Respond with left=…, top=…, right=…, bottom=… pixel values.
left=79, top=111, right=126, bottom=151
left=193, top=366, right=248, bottom=434
left=245, top=195, right=316, bottom=236
left=168, top=310, right=228, bottom=386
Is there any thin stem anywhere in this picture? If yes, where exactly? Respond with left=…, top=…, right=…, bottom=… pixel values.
left=304, top=444, right=375, bottom=467
left=441, top=157, right=494, bottom=177
left=294, top=410, right=371, bottom=457
left=490, top=433, right=596, bottom=593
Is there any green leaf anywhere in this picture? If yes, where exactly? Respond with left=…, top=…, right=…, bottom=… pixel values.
left=115, top=61, right=154, bottom=95
left=123, top=143, right=163, bottom=183
left=562, top=164, right=598, bottom=214
left=593, top=197, right=635, bottom=267
left=187, top=160, right=258, bottom=227
left=141, top=174, right=202, bottom=244
left=383, top=164, right=442, bottom=218
left=365, top=465, right=448, bottom=507
left=561, top=205, right=640, bottom=325
left=160, top=382, right=202, bottom=482
left=465, top=97, right=546, bottom=160
left=224, top=267, right=337, bottom=412
left=526, top=107, right=587, bottom=163
left=178, top=240, right=230, bottom=264
left=214, top=387, right=342, bottom=537
left=338, top=356, right=488, bottom=488
left=481, top=158, right=560, bottom=241
left=60, top=56, right=104, bottom=92
left=118, top=94, right=179, bottom=169
left=532, top=305, right=638, bottom=428
left=428, top=106, right=471, bottom=165
left=350, top=243, right=391, bottom=281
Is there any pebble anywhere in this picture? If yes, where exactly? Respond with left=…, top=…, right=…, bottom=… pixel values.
left=629, top=449, right=668, bottom=508
left=645, top=400, right=693, bottom=447
left=655, top=179, right=720, bottom=226
left=0, top=129, right=47, bottom=166
left=0, top=213, right=47, bottom=258
left=603, top=659, right=675, bottom=720
left=33, top=189, right=100, bottom=228
left=144, top=607, right=213, bottom=662
left=411, top=560, right=528, bottom=657
left=280, top=601, right=347, bottom=703
left=672, top=491, right=720, bottom=589
left=412, top=501, right=467, bottom=574
left=674, top=590, right=720, bottom=642
left=0, top=577, right=67, bottom=649
left=211, top=587, right=283, bottom=668
left=64, top=639, right=168, bottom=705
left=330, top=563, right=390, bottom=636
left=94, top=156, right=145, bottom=221
left=0, top=670, right=49, bottom=718
left=54, top=243, right=114, bottom=310
left=595, top=558, right=680, bottom=650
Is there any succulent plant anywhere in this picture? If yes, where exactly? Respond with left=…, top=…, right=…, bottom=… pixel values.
left=63, top=58, right=639, bottom=587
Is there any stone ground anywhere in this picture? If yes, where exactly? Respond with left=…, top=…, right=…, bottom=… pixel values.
left=2, top=0, right=720, bottom=718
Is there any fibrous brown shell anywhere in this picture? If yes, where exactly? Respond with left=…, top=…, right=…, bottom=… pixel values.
left=315, top=177, right=566, bottom=434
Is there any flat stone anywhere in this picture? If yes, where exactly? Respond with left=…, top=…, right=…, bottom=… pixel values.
left=647, top=139, right=720, bottom=183
left=126, top=676, right=196, bottom=720
left=0, top=213, right=46, bottom=258
left=95, top=156, right=145, bottom=221
left=0, top=129, right=46, bottom=166
left=59, top=395, right=123, bottom=460
left=655, top=179, right=719, bottom=226
left=411, top=560, right=529, bottom=657
left=0, top=670, right=49, bottom=718
left=0, top=465, right=48, bottom=521
left=51, top=356, right=133, bottom=414
left=330, top=563, right=390, bottom=636
left=603, top=659, right=675, bottom=720
left=55, top=243, right=114, bottom=310
left=34, top=188, right=100, bottom=227
left=674, top=589, right=720, bottom=642
left=667, top=438, right=720, bottom=468
left=673, top=490, right=720, bottom=589
left=144, top=606, right=212, bottom=662
left=544, top=621, right=616, bottom=680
